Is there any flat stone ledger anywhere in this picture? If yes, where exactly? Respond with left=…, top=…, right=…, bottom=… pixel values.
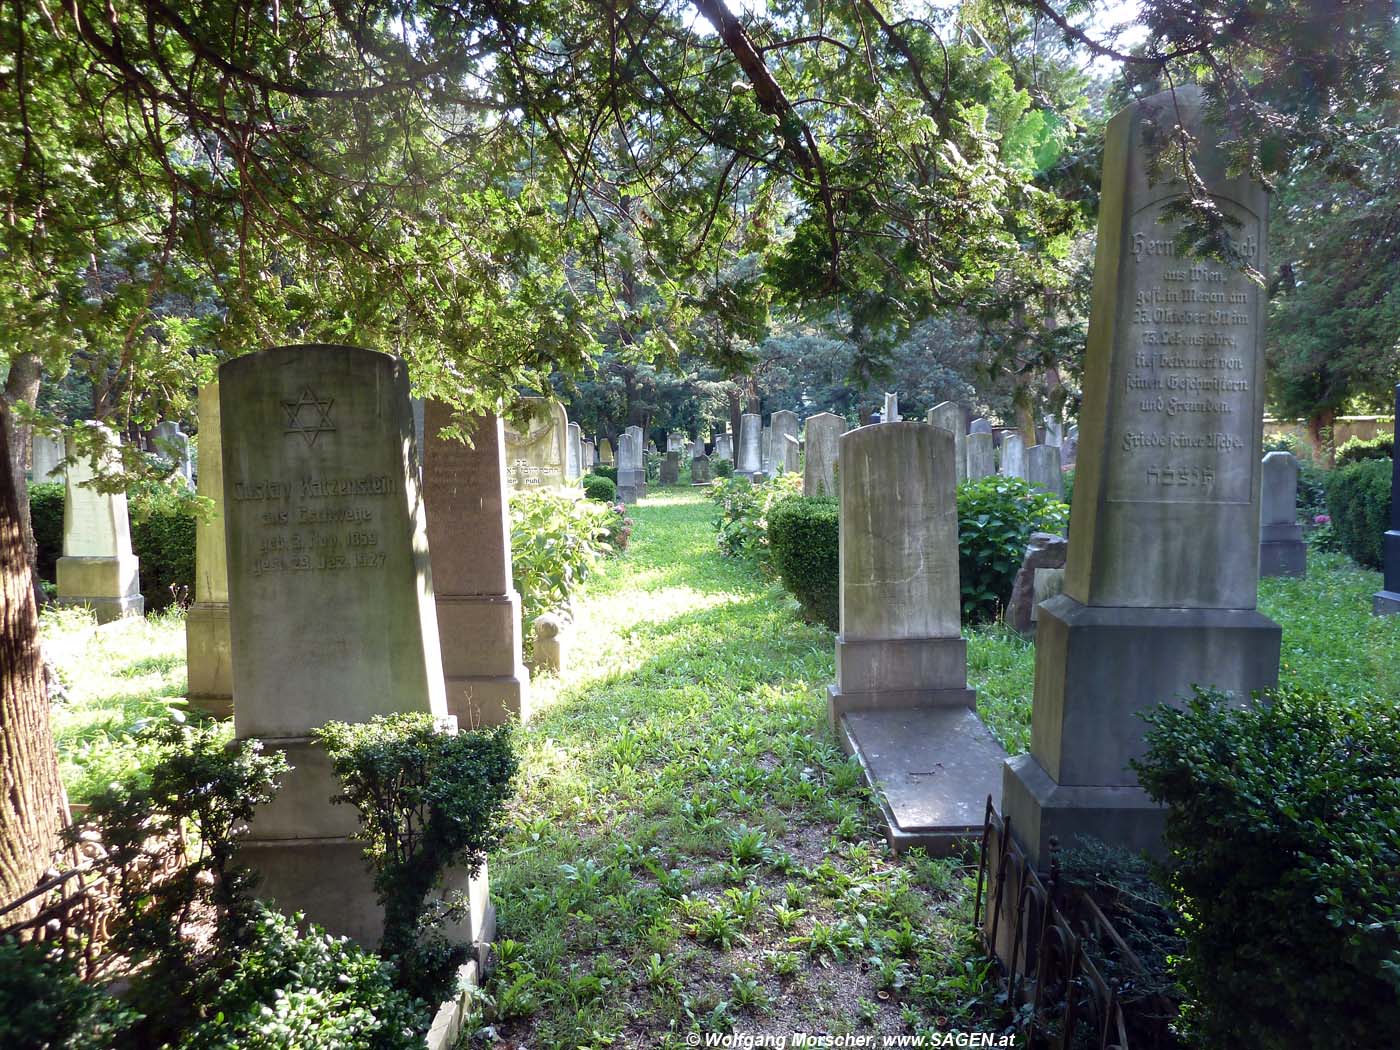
left=56, top=427, right=142, bottom=623
left=221, top=344, right=460, bottom=946
left=187, top=382, right=232, bottom=716
left=422, top=402, right=530, bottom=727
left=504, top=399, right=568, bottom=492
left=1003, top=87, right=1282, bottom=867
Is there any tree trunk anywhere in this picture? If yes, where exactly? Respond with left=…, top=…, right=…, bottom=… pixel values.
left=1308, top=407, right=1337, bottom=466
left=3, top=352, right=43, bottom=601
left=0, top=397, right=67, bottom=920
left=727, top=386, right=742, bottom=442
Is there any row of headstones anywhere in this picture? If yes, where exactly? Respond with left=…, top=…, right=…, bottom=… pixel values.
left=30, top=422, right=195, bottom=487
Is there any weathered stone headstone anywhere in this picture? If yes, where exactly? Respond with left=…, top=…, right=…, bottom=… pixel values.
left=660, top=451, right=680, bottom=485
left=714, top=432, right=733, bottom=462
left=582, top=439, right=595, bottom=467
left=153, top=421, right=193, bottom=486
left=926, top=403, right=966, bottom=484
left=970, top=417, right=992, bottom=434
left=692, top=438, right=705, bottom=458
left=691, top=454, right=712, bottom=485
left=186, top=383, right=232, bottom=716
left=999, top=433, right=1027, bottom=480
left=1043, top=419, right=1064, bottom=447
left=1064, top=426, right=1080, bottom=466
left=565, top=422, right=583, bottom=481
left=666, top=432, right=684, bottom=453
left=222, top=345, right=490, bottom=953
left=1373, top=385, right=1400, bottom=615
left=803, top=412, right=846, bottom=497
left=599, top=438, right=614, bottom=464
left=1026, top=444, right=1063, bottom=498
left=1003, top=533, right=1069, bottom=637
left=965, top=432, right=995, bottom=480
left=56, top=424, right=142, bottom=622
left=771, top=410, right=800, bottom=474
left=1259, top=451, right=1306, bottom=577
left=1001, top=87, right=1281, bottom=865
left=29, top=432, right=65, bottom=482
left=738, top=413, right=762, bottom=477
left=760, top=425, right=775, bottom=477
left=883, top=392, right=900, bottom=423
left=616, top=433, right=639, bottom=503
left=625, top=425, right=646, bottom=498
left=423, top=401, right=531, bottom=726
left=503, top=399, right=567, bottom=491
left=830, top=422, right=1005, bottom=853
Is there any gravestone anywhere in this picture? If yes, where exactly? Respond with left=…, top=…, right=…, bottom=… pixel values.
left=692, top=438, right=705, bottom=458
left=691, top=454, right=712, bottom=485
left=666, top=432, right=684, bottom=453
left=55, top=424, right=142, bottom=622
left=599, top=438, right=614, bottom=464
left=970, top=417, right=992, bottom=434
left=30, top=432, right=65, bottom=482
left=660, top=451, right=680, bottom=485
left=1064, top=426, right=1080, bottom=466
left=999, top=433, right=1027, bottom=480
left=616, top=433, right=639, bottom=503
left=423, top=401, right=531, bottom=726
left=1258, top=451, right=1306, bottom=577
left=883, top=392, right=900, bottom=423
left=153, top=421, right=193, bottom=486
left=803, top=412, right=846, bottom=497
left=1026, top=444, right=1064, bottom=498
left=926, top=403, right=966, bottom=484
left=186, top=383, right=233, bottom=716
left=1001, top=87, right=1282, bottom=866
left=222, top=345, right=492, bottom=953
left=503, top=399, right=567, bottom=491
left=965, top=432, right=995, bottom=480
left=1374, top=385, right=1400, bottom=615
left=566, top=422, right=583, bottom=481
left=625, top=425, right=646, bottom=498
left=714, top=432, right=733, bottom=462
left=1043, top=419, right=1064, bottom=447
left=582, top=439, right=595, bottom=468
left=771, top=410, right=800, bottom=474
left=761, top=425, right=774, bottom=477
left=1003, top=533, right=1069, bottom=637
left=738, top=413, right=762, bottom=477
left=829, top=422, right=1005, bottom=853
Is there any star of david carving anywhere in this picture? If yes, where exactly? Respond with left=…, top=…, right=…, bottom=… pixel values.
left=282, top=387, right=336, bottom=446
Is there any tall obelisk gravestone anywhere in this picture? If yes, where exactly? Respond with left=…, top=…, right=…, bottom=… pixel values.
left=1002, top=88, right=1281, bottom=864
left=223, top=345, right=491, bottom=952
left=186, top=382, right=233, bottom=716
left=423, top=401, right=531, bottom=725
left=1375, top=384, right=1400, bottom=615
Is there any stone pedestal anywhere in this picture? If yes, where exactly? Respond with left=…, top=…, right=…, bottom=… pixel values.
left=187, top=382, right=232, bottom=717
left=423, top=402, right=530, bottom=726
left=56, top=425, right=142, bottom=622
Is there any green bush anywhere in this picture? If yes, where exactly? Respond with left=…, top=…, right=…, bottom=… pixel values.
left=1061, top=466, right=1075, bottom=508
left=583, top=473, right=617, bottom=502
left=510, top=489, right=619, bottom=637
left=767, top=496, right=839, bottom=630
left=128, top=483, right=199, bottom=610
left=1133, top=688, right=1400, bottom=1050
left=0, top=938, right=136, bottom=1050
left=956, top=475, right=1069, bottom=623
left=708, top=473, right=802, bottom=568
left=1325, top=458, right=1392, bottom=568
left=28, top=480, right=64, bottom=582
left=714, top=458, right=734, bottom=478
left=1335, top=432, right=1395, bottom=466
left=591, top=463, right=618, bottom=483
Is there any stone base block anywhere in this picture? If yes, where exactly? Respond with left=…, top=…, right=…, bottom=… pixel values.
left=1374, top=590, right=1400, bottom=616
left=56, top=555, right=143, bottom=623
left=1259, top=539, right=1307, bottom=578
left=185, top=601, right=232, bottom=717
left=1002, top=753, right=1165, bottom=867
left=829, top=636, right=974, bottom=726
left=445, top=674, right=530, bottom=727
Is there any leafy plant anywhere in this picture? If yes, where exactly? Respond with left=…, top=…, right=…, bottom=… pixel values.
left=1335, top=432, right=1395, bottom=466
left=767, top=496, right=839, bottom=630
left=956, top=475, right=1069, bottom=623
left=583, top=473, right=617, bottom=502
left=708, top=473, right=803, bottom=567
left=510, top=489, right=620, bottom=637
left=1325, top=457, right=1391, bottom=569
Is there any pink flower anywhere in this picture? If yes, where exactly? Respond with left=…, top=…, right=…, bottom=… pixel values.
left=1313, top=514, right=1330, bottom=525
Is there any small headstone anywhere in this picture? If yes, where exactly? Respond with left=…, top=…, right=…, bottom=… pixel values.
left=965, top=432, right=995, bottom=480
left=693, top=438, right=705, bottom=458
left=926, top=403, right=966, bottom=484
left=1032, top=567, right=1066, bottom=619
left=760, top=425, right=775, bottom=478
left=186, top=383, right=232, bottom=717
left=582, top=439, right=595, bottom=467
left=616, top=433, right=639, bottom=503
left=1259, top=451, right=1306, bottom=577
left=666, top=432, right=684, bottom=453
left=1043, top=419, right=1064, bottom=447
left=969, top=417, right=992, bottom=435
left=771, top=410, right=800, bottom=473
left=153, top=421, right=193, bottom=486
left=29, top=432, right=65, bottom=482
left=1064, top=426, right=1079, bottom=466
left=660, top=451, right=680, bottom=485
left=566, top=422, right=583, bottom=481
left=691, top=454, right=712, bottom=485
left=1003, top=532, right=1069, bottom=637
left=503, top=399, right=568, bottom=491
left=625, top=425, right=647, bottom=498
left=999, top=433, right=1027, bottom=480
left=1026, top=444, right=1063, bottom=498
left=738, top=414, right=762, bottom=477
left=882, top=392, right=900, bottom=423
left=599, top=439, right=614, bottom=464
left=55, top=423, right=143, bottom=622
left=1373, top=385, right=1400, bottom=615
left=803, top=412, right=846, bottom=497
left=714, top=432, right=733, bottom=462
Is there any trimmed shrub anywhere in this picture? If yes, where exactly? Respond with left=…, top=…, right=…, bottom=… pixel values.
left=1061, top=466, right=1075, bottom=508
left=1325, top=457, right=1391, bottom=568
left=583, top=473, right=617, bottom=502
left=128, top=484, right=199, bottom=610
left=591, top=463, right=618, bottom=483
left=956, top=475, right=1068, bottom=623
left=1134, top=688, right=1400, bottom=1050
left=1335, top=432, right=1394, bottom=466
left=768, top=496, right=838, bottom=630
left=28, top=480, right=64, bottom=582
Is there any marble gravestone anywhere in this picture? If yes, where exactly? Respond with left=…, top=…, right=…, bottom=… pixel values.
left=616, top=433, right=639, bottom=503
left=30, top=432, right=65, bottom=482
left=423, top=402, right=531, bottom=726
left=582, top=439, right=595, bottom=468
left=1002, top=87, right=1282, bottom=866
left=153, top=421, right=193, bottom=486
left=691, top=454, right=712, bottom=485
left=186, top=383, right=233, bottom=717
left=965, top=432, right=995, bottom=480
left=504, top=399, right=568, bottom=491
left=625, top=425, right=646, bottom=498
left=1026, top=444, right=1063, bottom=498
left=1374, top=385, right=1400, bottom=615
left=970, top=417, right=992, bottom=434
left=660, top=451, right=680, bottom=485
left=714, top=432, right=733, bottom=462
left=1258, top=451, right=1306, bottom=577
left=599, top=438, right=614, bottom=464
left=565, top=422, right=583, bottom=481
left=829, top=422, right=1005, bottom=854
left=999, top=433, right=1027, bottom=480
left=760, top=425, right=775, bottom=478
left=771, top=410, right=800, bottom=474
left=926, top=403, right=966, bottom=484
left=56, top=424, right=143, bottom=622
left=222, top=345, right=492, bottom=954
left=803, top=412, right=846, bottom=497
left=738, top=413, right=762, bottom=478
left=882, top=393, right=900, bottom=423
left=1043, top=419, right=1064, bottom=447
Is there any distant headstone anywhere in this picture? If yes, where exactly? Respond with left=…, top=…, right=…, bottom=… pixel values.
left=714, top=432, right=733, bottom=462
left=222, top=345, right=490, bottom=952
left=423, top=401, right=531, bottom=725
left=1003, top=533, right=1068, bottom=636
left=153, top=421, right=193, bottom=486
left=666, top=432, right=684, bottom=453
left=1043, top=419, right=1064, bottom=447
left=999, top=433, right=1027, bottom=480
left=56, top=424, right=142, bottom=623
left=660, top=451, right=680, bottom=485
left=1001, top=87, right=1281, bottom=866
left=926, top=403, right=966, bottom=484
left=186, top=383, right=232, bottom=717
left=829, top=422, right=1005, bottom=852
left=566, top=422, right=583, bottom=481
left=1064, top=426, right=1080, bottom=466
left=1026, top=444, right=1063, bottom=498
left=1259, top=451, right=1306, bottom=577
left=599, top=438, right=614, bottom=464
left=738, top=413, right=762, bottom=477
left=1373, top=385, right=1400, bottom=615
left=882, top=392, right=900, bottom=423
left=616, top=433, right=638, bottom=503
left=691, top=454, right=712, bottom=485
left=582, top=439, right=595, bottom=467
left=965, top=432, right=995, bottom=480
left=692, top=438, right=705, bottom=458
left=771, top=410, right=800, bottom=473
left=803, top=412, right=846, bottom=497
left=30, top=432, right=65, bottom=482
left=761, top=425, right=775, bottom=477
left=503, top=399, right=568, bottom=490
left=969, top=417, right=992, bottom=435
left=625, top=425, right=646, bottom=498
